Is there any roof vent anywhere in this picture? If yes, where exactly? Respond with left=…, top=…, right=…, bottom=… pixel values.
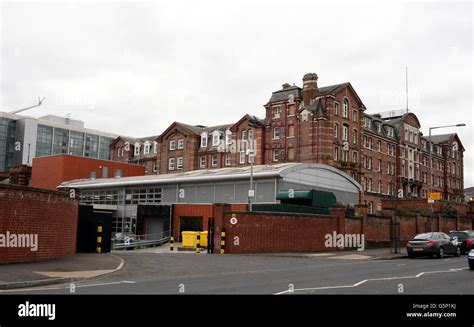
left=282, top=83, right=291, bottom=89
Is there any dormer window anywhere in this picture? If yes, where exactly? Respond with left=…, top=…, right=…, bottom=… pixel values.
left=201, top=132, right=208, bottom=148
left=364, top=117, right=371, bottom=129
left=134, top=143, right=141, bottom=156
left=143, top=141, right=151, bottom=154
left=212, top=131, right=221, bottom=147
left=387, top=127, right=394, bottom=137
left=288, top=94, right=294, bottom=104
left=377, top=123, right=382, bottom=133
left=225, top=129, right=232, bottom=145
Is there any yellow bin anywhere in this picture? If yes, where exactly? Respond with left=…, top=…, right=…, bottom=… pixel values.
left=181, top=231, right=198, bottom=248
left=199, top=231, right=208, bottom=248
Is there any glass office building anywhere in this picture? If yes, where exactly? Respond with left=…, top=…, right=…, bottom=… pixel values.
left=34, top=124, right=115, bottom=160
left=0, top=117, right=17, bottom=173
left=0, top=112, right=119, bottom=174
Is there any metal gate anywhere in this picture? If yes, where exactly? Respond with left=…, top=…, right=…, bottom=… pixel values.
left=390, top=221, right=401, bottom=254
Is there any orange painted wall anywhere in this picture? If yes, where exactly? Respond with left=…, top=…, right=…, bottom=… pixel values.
left=31, top=154, right=146, bottom=190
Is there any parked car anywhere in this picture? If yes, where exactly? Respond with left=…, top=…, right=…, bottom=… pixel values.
left=407, top=232, right=461, bottom=258
left=469, top=250, right=474, bottom=270
left=448, top=231, right=474, bottom=254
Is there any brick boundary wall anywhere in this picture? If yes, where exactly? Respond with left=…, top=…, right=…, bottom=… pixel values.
left=0, top=184, right=78, bottom=264
left=212, top=207, right=474, bottom=254
left=218, top=210, right=340, bottom=254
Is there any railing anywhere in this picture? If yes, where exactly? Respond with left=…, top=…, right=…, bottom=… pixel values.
left=112, top=230, right=173, bottom=250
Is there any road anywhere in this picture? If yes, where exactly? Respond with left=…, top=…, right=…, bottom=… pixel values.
left=3, top=252, right=473, bottom=295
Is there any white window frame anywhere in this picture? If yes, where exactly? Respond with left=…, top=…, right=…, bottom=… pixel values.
left=241, top=130, right=247, bottom=141
left=273, top=127, right=281, bottom=140
left=334, top=123, right=339, bottom=138
left=353, top=129, right=357, bottom=144
left=334, top=102, right=339, bottom=115
left=153, top=141, right=158, bottom=153
left=200, top=132, right=208, bottom=148
left=352, top=151, right=358, bottom=163
left=177, top=139, right=184, bottom=150
left=248, top=129, right=254, bottom=141
left=342, top=125, right=348, bottom=141
left=177, top=157, right=183, bottom=169
left=152, top=160, right=157, bottom=172
left=225, top=130, right=232, bottom=145
left=352, top=109, right=357, bottom=122
left=199, top=156, right=206, bottom=169
left=134, top=143, right=141, bottom=156
left=342, top=98, right=349, bottom=118
left=212, top=131, right=220, bottom=147
left=334, top=146, right=339, bottom=161
left=144, top=141, right=151, bottom=154
left=225, top=153, right=231, bottom=166
left=273, top=106, right=281, bottom=119
left=239, top=151, right=246, bottom=164
left=211, top=154, right=218, bottom=167
left=168, top=158, right=175, bottom=170
left=169, top=140, right=176, bottom=151
left=273, top=149, right=280, bottom=162
left=342, top=150, right=349, bottom=162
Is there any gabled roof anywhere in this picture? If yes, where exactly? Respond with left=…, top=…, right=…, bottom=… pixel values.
left=268, top=82, right=366, bottom=110
left=229, top=114, right=264, bottom=131
left=428, top=133, right=454, bottom=144
left=268, top=85, right=301, bottom=103
left=299, top=97, right=328, bottom=119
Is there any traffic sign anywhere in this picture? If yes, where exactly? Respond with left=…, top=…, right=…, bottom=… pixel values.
left=428, top=192, right=442, bottom=201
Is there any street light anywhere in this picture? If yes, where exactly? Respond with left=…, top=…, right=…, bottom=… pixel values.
left=428, top=123, right=466, bottom=231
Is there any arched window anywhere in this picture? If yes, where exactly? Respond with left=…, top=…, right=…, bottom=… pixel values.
left=343, top=98, right=349, bottom=118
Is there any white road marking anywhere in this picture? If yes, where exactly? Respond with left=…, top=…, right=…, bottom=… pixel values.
left=275, top=266, right=469, bottom=295
left=1, top=280, right=136, bottom=293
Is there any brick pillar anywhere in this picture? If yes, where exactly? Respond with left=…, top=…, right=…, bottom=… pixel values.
left=212, top=204, right=232, bottom=254
left=330, top=204, right=346, bottom=236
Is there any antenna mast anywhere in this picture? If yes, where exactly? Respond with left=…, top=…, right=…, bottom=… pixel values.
left=405, top=66, right=409, bottom=112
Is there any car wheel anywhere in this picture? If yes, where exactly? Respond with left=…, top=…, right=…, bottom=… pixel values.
left=438, top=247, right=445, bottom=259
left=470, top=264, right=474, bottom=271
left=454, top=247, right=461, bottom=257
left=408, top=253, right=415, bottom=259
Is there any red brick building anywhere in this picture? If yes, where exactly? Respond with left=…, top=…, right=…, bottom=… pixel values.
left=31, top=154, right=146, bottom=190
left=110, top=136, right=159, bottom=174
left=108, top=72, right=465, bottom=211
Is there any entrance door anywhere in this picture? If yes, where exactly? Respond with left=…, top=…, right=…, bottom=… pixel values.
left=179, top=216, right=203, bottom=241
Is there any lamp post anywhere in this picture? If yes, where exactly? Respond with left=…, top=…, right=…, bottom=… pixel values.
left=247, top=133, right=255, bottom=212
left=428, top=123, right=465, bottom=231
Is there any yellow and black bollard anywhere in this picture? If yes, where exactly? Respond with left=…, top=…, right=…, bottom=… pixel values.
left=220, top=229, right=226, bottom=254
left=196, top=233, right=201, bottom=253
left=96, top=225, right=102, bottom=253
left=170, top=236, right=174, bottom=251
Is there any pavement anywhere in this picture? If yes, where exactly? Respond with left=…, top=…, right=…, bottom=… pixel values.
left=3, top=247, right=472, bottom=294
left=0, top=253, right=123, bottom=290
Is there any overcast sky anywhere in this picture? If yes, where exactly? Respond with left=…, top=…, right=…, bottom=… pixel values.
left=1, top=1, right=472, bottom=186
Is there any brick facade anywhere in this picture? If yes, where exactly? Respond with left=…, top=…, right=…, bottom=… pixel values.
left=108, top=72, right=465, bottom=208
left=0, top=185, right=78, bottom=263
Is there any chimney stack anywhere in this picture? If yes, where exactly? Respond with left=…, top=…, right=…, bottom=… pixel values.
left=302, top=72, right=318, bottom=106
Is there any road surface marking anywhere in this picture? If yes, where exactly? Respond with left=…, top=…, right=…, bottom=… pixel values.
left=275, top=266, right=469, bottom=295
